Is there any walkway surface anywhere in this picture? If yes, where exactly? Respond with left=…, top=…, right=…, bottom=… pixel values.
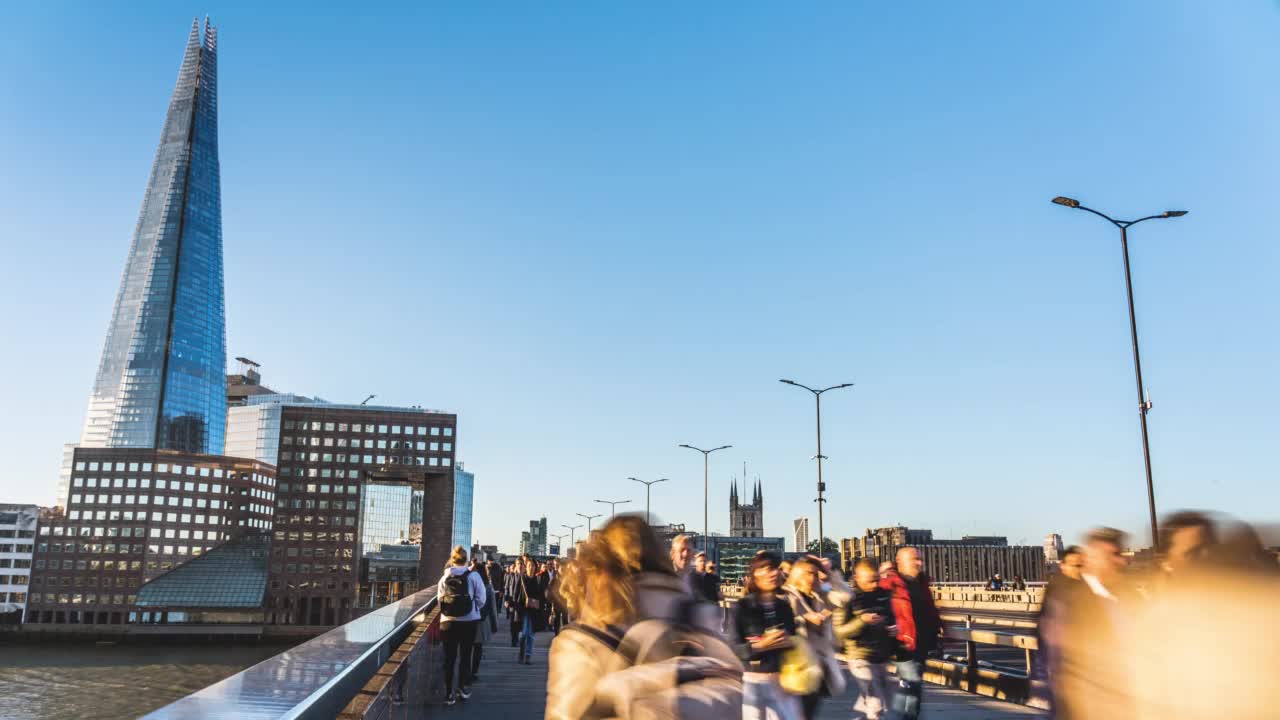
left=426, top=615, right=1046, bottom=719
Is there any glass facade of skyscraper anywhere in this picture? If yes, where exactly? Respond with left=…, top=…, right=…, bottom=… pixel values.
left=452, top=468, right=474, bottom=550
left=79, top=18, right=227, bottom=456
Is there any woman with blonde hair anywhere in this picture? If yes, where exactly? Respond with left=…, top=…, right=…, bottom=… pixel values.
left=437, top=545, right=486, bottom=705
left=547, top=515, right=740, bottom=720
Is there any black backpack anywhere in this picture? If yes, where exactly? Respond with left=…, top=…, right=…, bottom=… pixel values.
left=441, top=569, right=474, bottom=617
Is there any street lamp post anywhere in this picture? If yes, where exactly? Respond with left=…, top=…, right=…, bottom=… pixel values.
left=1051, top=196, right=1187, bottom=551
left=576, top=513, right=602, bottom=535
left=678, top=444, right=731, bottom=548
left=594, top=498, right=631, bottom=518
left=550, top=533, right=567, bottom=556
left=627, top=477, right=669, bottom=525
left=562, top=524, right=583, bottom=548
left=780, top=380, right=854, bottom=556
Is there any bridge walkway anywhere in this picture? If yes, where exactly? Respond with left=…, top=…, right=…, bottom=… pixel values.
left=424, top=614, right=1046, bottom=719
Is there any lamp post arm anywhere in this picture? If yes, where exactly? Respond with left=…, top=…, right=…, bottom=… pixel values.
left=1076, top=204, right=1122, bottom=227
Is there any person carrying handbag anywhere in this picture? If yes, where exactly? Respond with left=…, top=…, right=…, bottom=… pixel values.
left=784, top=556, right=845, bottom=719
left=514, top=555, right=547, bottom=664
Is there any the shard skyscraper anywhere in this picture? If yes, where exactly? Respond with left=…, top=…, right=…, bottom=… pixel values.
left=71, top=19, right=227, bottom=482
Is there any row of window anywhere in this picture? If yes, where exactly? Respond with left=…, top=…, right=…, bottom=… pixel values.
left=41, top=529, right=225, bottom=551
left=271, top=546, right=355, bottom=559
left=69, top=494, right=263, bottom=510
left=271, top=562, right=355, bottom=575
left=277, top=499, right=358, bottom=512
left=29, top=592, right=137, bottom=606
left=0, top=529, right=35, bottom=539
left=74, top=461, right=263, bottom=479
left=71, top=477, right=274, bottom=492
left=2, top=592, right=26, bottom=603
left=283, top=438, right=452, bottom=452
left=273, top=531, right=356, bottom=544
left=0, top=574, right=29, bottom=585
left=274, top=514, right=358, bottom=528
left=35, top=571, right=139, bottom=584
left=283, top=421, right=453, bottom=437
left=0, top=543, right=32, bottom=553
left=279, top=456, right=451, bottom=476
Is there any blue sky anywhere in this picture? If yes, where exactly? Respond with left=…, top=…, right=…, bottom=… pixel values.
left=1, top=2, right=1276, bottom=553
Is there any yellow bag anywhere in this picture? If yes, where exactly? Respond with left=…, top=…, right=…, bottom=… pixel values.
left=778, top=640, right=823, bottom=695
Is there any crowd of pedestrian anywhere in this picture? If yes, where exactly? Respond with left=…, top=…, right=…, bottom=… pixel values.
left=435, top=509, right=1277, bottom=718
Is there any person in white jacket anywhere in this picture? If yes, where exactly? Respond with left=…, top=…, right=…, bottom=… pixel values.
left=438, top=545, right=487, bottom=705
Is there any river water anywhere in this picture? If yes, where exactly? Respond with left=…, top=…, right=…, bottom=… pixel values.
left=0, top=639, right=297, bottom=719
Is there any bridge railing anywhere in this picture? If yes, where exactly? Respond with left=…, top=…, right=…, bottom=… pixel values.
left=143, top=587, right=438, bottom=720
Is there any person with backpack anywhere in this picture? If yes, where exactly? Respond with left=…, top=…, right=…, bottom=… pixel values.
left=734, top=550, right=802, bottom=720
left=470, top=559, right=499, bottom=682
left=437, top=545, right=487, bottom=705
left=834, top=558, right=898, bottom=720
left=514, top=554, right=547, bottom=664
left=547, top=515, right=741, bottom=720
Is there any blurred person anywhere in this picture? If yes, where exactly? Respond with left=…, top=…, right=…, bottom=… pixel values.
left=470, top=559, right=499, bottom=682
left=834, top=558, right=897, bottom=720
left=882, top=547, right=941, bottom=720
left=1128, top=517, right=1280, bottom=719
left=547, top=515, right=741, bottom=720
left=1053, top=527, right=1131, bottom=720
left=784, top=556, right=843, bottom=719
left=734, top=551, right=802, bottom=720
left=506, top=562, right=521, bottom=646
left=1033, top=546, right=1082, bottom=712
left=437, top=545, right=487, bottom=704
left=514, top=554, right=548, bottom=664
left=1012, top=575, right=1027, bottom=591
left=877, top=561, right=894, bottom=582
left=671, top=533, right=695, bottom=591
left=693, top=551, right=723, bottom=604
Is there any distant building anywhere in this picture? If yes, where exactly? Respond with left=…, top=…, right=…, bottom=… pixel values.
left=652, top=523, right=689, bottom=549
left=0, top=504, right=38, bottom=624
left=1044, top=533, right=1065, bottom=565
left=520, top=517, right=547, bottom=556
left=730, top=476, right=764, bottom=538
left=840, top=526, right=1044, bottom=582
left=358, top=544, right=420, bottom=609
left=226, top=358, right=277, bottom=408
left=703, top=536, right=785, bottom=584
left=793, top=517, right=810, bottom=553
left=453, top=466, right=474, bottom=551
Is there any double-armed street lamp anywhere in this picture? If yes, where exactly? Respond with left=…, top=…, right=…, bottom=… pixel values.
left=627, top=477, right=669, bottom=525
left=594, top=498, right=631, bottom=518
left=780, top=380, right=854, bottom=555
left=577, top=512, right=602, bottom=535
left=1051, top=196, right=1188, bottom=551
left=550, top=533, right=567, bottom=556
left=561, top=524, right=583, bottom=548
left=678, top=444, right=732, bottom=547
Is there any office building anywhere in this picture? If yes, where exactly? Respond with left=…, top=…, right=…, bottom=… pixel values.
left=453, top=466, right=474, bottom=551
left=729, top=478, right=764, bottom=538
left=358, top=544, right=420, bottom=609
left=0, top=505, right=38, bottom=624
left=520, top=517, right=547, bottom=557
left=226, top=358, right=276, bottom=408
left=840, top=526, right=1044, bottom=582
left=1044, top=533, right=1065, bottom=565
left=702, top=535, right=785, bottom=584
left=25, top=448, right=276, bottom=627
left=225, top=393, right=457, bottom=626
left=78, top=19, right=228, bottom=456
left=360, top=484, right=414, bottom=549
left=793, top=517, right=810, bottom=553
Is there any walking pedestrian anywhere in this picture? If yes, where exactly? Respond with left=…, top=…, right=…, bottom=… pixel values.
left=784, top=556, right=843, bottom=719
left=671, top=533, right=695, bottom=593
left=693, top=551, right=722, bottom=604
left=470, top=559, right=498, bottom=682
left=546, top=515, right=741, bottom=720
left=1054, top=527, right=1132, bottom=719
left=506, top=562, right=521, bottom=647
left=882, top=547, right=941, bottom=720
left=437, top=545, right=486, bottom=705
left=514, top=554, right=547, bottom=664
left=734, top=550, right=803, bottom=720
left=835, top=559, right=897, bottom=720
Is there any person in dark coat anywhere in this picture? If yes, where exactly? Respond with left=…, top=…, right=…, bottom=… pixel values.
left=513, top=555, right=547, bottom=664
left=882, top=547, right=941, bottom=720
left=733, top=551, right=802, bottom=720
left=834, top=558, right=897, bottom=720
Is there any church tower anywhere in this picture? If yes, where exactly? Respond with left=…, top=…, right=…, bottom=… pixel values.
left=729, top=463, right=764, bottom=537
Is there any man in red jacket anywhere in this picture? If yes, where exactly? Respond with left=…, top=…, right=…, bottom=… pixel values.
left=881, top=547, right=942, bottom=720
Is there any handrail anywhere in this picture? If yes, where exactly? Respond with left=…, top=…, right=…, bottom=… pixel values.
left=143, top=588, right=438, bottom=720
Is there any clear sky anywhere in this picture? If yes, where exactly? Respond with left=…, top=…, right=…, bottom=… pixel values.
left=1, top=2, right=1276, bottom=553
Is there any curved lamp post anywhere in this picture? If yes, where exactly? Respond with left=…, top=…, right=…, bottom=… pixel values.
left=678, top=444, right=731, bottom=547
left=780, top=380, right=853, bottom=555
left=628, top=477, right=669, bottom=525
left=1051, top=196, right=1187, bottom=550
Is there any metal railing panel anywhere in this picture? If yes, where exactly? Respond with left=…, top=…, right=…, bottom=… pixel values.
left=142, top=588, right=438, bottom=720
